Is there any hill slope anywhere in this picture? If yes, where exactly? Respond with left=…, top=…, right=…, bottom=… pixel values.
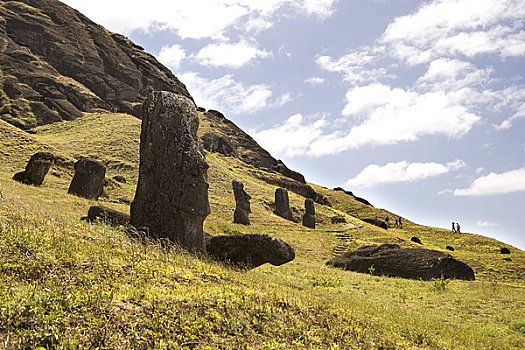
left=1, top=113, right=524, bottom=349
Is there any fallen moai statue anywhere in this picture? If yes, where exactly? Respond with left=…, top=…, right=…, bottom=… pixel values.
left=327, top=244, right=475, bottom=280
left=206, top=233, right=295, bottom=269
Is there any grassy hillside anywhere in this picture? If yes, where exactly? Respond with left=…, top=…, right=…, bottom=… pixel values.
left=0, top=113, right=524, bottom=349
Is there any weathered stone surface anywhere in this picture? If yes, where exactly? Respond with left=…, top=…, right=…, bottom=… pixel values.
left=12, top=152, right=54, bottom=186
left=0, top=0, right=192, bottom=129
left=411, top=236, right=423, bottom=245
left=206, top=234, right=295, bottom=269
left=328, top=244, right=475, bottom=281
left=274, top=187, right=293, bottom=220
left=501, top=247, right=511, bottom=254
left=130, top=91, right=210, bottom=252
left=84, top=205, right=130, bottom=227
left=68, top=158, right=106, bottom=199
left=232, top=180, right=251, bottom=225
left=302, top=198, right=316, bottom=229
left=363, top=218, right=388, bottom=230
left=202, top=133, right=236, bottom=156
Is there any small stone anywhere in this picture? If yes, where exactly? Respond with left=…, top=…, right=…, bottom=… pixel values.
left=411, top=236, right=422, bottom=245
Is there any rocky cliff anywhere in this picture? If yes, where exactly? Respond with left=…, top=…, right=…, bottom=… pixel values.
left=0, top=0, right=191, bottom=129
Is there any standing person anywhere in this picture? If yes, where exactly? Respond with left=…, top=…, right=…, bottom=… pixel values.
left=397, top=216, right=403, bottom=228
left=452, top=222, right=456, bottom=233
left=456, top=222, right=461, bottom=233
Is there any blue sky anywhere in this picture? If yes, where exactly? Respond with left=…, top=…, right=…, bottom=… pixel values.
left=62, top=0, right=525, bottom=249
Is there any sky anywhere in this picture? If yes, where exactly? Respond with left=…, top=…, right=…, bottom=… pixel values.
left=61, top=0, right=525, bottom=249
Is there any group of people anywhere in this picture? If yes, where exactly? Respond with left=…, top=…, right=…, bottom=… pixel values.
left=452, top=222, right=461, bottom=233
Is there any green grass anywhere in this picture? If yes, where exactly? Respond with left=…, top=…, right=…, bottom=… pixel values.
left=0, top=112, right=524, bottom=349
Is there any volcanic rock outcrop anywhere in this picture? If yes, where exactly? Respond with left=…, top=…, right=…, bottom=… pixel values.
left=68, top=158, right=106, bottom=200
left=0, top=0, right=191, bottom=129
left=328, top=244, right=475, bottom=280
left=206, top=234, right=295, bottom=269
left=302, top=198, right=316, bottom=229
left=333, top=187, right=373, bottom=206
left=274, top=187, right=293, bottom=221
left=130, top=91, right=210, bottom=252
left=232, top=180, right=251, bottom=225
left=12, top=151, right=54, bottom=186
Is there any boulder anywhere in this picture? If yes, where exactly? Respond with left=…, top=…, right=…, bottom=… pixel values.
left=363, top=218, right=388, bottom=230
left=232, top=180, right=251, bottom=225
left=130, top=91, right=210, bottom=252
left=327, top=244, right=475, bottom=280
left=13, top=152, right=54, bottom=186
left=446, top=245, right=455, bottom=251
left=202, top=133, right=236, bottom=156
left=68, top=158, right=106, bottom=199
left=411, top=236, right=423, bottom=245
left=273, top=187, right=293, bottom=221
left=206, top=234, right=295, bottom=269
left=84, top=205, right=130, bottom=227
left=302, top=198, right=316, bottom=229
left=500, top=247, right=511, bottom=254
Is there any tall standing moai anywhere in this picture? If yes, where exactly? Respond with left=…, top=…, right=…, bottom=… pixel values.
left=302, top=198, right=315, bottom=229
left=273, top=187, right=293, bottom=221
left=68, top=157, right=106, bottom=200
left=130, top=91, right=210, bottom=252
left=232, top=180, right=251, bottom=225
left=13, top=152, right=54, bottom=186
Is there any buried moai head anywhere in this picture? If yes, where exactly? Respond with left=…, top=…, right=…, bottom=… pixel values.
left=232, top=180, right=251, bottom=225
left=130, top=91, right=210, bottom=252
left=13, top=152, right=54, bottom=186
left=302, top=198, right=316, bottom=229
left=274, top=187, right=293, bottom=220
left=68, top=157, right=106, bottom=200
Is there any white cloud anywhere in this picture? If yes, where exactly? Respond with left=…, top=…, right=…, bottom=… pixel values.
left=454, top=167, right=525, bottom=196
left=61, top=0, right=337, bottom=39
left=307, top=84, right=481, bottom=156
left=195, top=41, right=271, bottom=68
left=493, top=103, right=525, bottom=130
left=156, top=44, right=186, bottom=69
left=251, top=113, right=329, bottom=157
left=179, top=72, right=289, bottom=115
left=345, top=160, right=466, bottom=189
left=304, top=77, right=325, bottom=85
left=477, top=221, right=499, bottom=227
left=380, top=0, right=525, bottom=65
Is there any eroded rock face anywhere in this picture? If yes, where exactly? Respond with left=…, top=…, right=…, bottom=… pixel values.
left=274, top=187, right=293, bottom=221
left=206, top=234, right=295, bottom=269
left=130, top=91, right=210, bottom=252
left=84, top=205, right=130, bottom=227
left=328, top=244, right=475, bottom=280
left=0, top=0, right=192, bottom=129
left=363, top=218, right=388, bottom=230
left=302, top=198, right=315, bottom=229
left=232, top=180, right=251, bottom=225
left=68, top=158, right=106, bottom=199
left=13, top=151, right=54, bottom=186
